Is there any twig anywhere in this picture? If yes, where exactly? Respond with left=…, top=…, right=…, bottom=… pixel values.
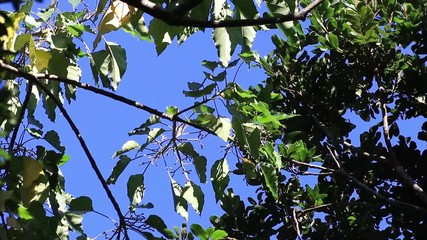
left=177, top=91, right=223, bottom=115
left=289, top=159, right=427, bottom=215
left=292, top=208, right=302, bottom=240
left=380, top=102, right=427, bottom=205
left=8, top=81, right=33, bottom=154
left=121, top=0, right=324, bottom=28
left=172, top=121, right=190, bottom=180
left=0, top=63, right=129, bottom=239
left=0, top=62, right=217, bottom=137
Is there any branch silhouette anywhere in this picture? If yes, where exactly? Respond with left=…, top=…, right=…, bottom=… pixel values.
left=121, top=0, right=324, bottom=28
left=0, top=62, right=129, bottom=239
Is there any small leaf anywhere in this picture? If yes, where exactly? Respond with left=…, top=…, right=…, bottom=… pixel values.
left=127, top=174, right=144, bottom=205
left=190, top=224, right=206, bottom=240
left=328, top=33, right=339, bottom=49
left=183, top=83, right=216, bottom=98
left=212, top=230, right=228, bottom=240
left=107, top=155, right=132, bottom=184
left=17, top=205, right=33, bottom=220
left=260, top=162, right=278, bottom=200
left=69, top=196, right=93, bottom=214
left=146, top=215, right=178, bottom=239
left=201, top=60, right=218, bottom=72
left=112, top=140, right=139, bottom=159
left=214, top=117, right=231, bottom=141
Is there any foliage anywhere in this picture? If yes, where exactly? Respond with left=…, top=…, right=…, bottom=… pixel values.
left=1, top=0, right=427, bottom=239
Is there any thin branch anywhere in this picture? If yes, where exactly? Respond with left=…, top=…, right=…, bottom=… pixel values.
left=290, top=159, right=427, bottom=215
left=292, top=208, right=302, bottom=240
left=381, top=102, right=427, bottom=205
left=0, top=63, right=129, bottom=238
left=121, top=0, right=324, bottom=28
left=172, top=121, right=190, bottom=180
left=177, top=90, right=222, bottom=115
left=8, top=81, right=32, bottom=154
left=0, top=62, right=217, bottom=136
left=297, top=202, right=374, bottom=215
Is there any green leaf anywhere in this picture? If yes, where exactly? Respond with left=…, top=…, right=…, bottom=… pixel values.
left=146, top=215, right=178, bottom=239
left=129, top=115, right=161, bottom=136
left=213, top=27, right=232, bottom=67
left=112, top=140, right=139, bottom=159
left=17, top=205, right=33, bottom=220
left=127, top=174, right=144, bottom=205
left=211, top=158, right=230, bottom=202
left=166, top=106, right=179, bottom=115
left=327, top=33, right=339, bottom=49
left=106, top=42, right=127, bottom=90
left=247, top=128, right=261, bottom=160
left=178, top=143, right=207, bottom=183
left=69, top=196, right=93, bottom=214
left=194, top=156, right=207, bottom=183
left=212, top=229, right=228, bottom=240
left=171, top=179, right=188, bottom=220
left=201, top=60, right=219, bottom=72
left=214, top=117, right=231, bottom=141
left=149, top=18, right=182, bottom=55
left=90, top=42, right=127, bottom=90
left=182, top=181, right=205, bottom=215
left=183, top=83, right=216, bottom=98
left=265, top=0, right=293, bottom=33
left=260, top=162, right=278, bottom=200
left=44, top=130, right=65, bottom=153
left=190, top=224, right=207, bottom=240
left=107, top=155, right=132, bottom=184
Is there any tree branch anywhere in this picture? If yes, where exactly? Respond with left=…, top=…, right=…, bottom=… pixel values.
left=0, top=62, right=218, bottom=137
left=381, top=102, right=427, bottom=206
left=0, top=62, right=129, bottom=238
left=121, top=0, right=324, bottom=28
left=8, top=81, right=32, bottom=154
left=290, top=159, right=427, bottom=215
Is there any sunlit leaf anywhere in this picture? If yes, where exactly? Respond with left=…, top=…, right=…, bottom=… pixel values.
left=182, top=181, right=205, bottom=215
left=170, top=179, right=188, bottom=220
left=112, top=140, right=139, bottom=159
left=127, top=174, right=144, bottom=205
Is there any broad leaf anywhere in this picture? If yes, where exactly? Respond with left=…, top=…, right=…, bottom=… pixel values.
left=211, top=158, right=230, bottom=202
left=182, top=181, right=205, bottom=215
left=127, top=174, right=144, bottom=206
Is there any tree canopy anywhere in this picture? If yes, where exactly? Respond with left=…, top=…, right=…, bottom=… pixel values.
left=1, top=0, right=427, bottom=239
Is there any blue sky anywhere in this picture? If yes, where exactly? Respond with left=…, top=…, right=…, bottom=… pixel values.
left=49, top=21, right=280, bottom=237
left=4, top=0, right=426, bottom=238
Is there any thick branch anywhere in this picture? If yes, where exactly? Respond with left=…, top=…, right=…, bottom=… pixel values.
left=121, top=0, right=324, bottom=28
left=0, top=62, right=129, bottom=238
